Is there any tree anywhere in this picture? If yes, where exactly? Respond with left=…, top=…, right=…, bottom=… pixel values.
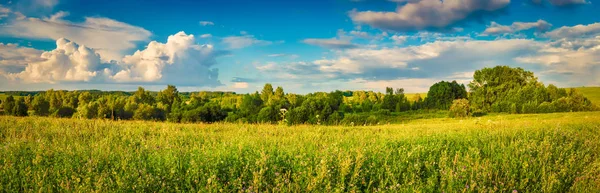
left=261, top=83, right=274, bottom=103
left=468, top=66, right=537, bottom=112
left=2, top=95, right=15, bottom=115
left=257, top=106, right=278, bottom=123
left=425, top=81, right=467, bottom=110
left=157, top=85, right=181, bottom=112
left=12, top=98, right=28, bottom=116
left=32, top=95, right=50, bottom=116
left=133, top=87, right=155, bottom=105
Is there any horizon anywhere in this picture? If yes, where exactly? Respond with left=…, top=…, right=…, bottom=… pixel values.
left=1, top=0, right=600, bottom=93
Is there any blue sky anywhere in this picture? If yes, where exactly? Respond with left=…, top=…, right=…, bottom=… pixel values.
left=0, top=0, right=599, bottom=93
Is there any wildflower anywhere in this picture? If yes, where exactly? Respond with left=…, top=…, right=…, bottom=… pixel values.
left=512, top=190, right=518, bottom=193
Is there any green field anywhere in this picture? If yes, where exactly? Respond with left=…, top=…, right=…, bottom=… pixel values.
left=1, top=112, right=600, bottom=192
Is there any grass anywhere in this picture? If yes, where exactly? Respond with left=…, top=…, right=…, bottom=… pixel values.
left=1, top=112, right=600, bottom=192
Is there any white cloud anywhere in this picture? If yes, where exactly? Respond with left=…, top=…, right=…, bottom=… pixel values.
left=0, top=11, right=151, bottom=61
left=350, top=0, right=510, bottom=31
left=0, top=5, right=10, bottom=19
left=5, top=38, right=108, bottom=83
left=232, top=82, right=249, bottom=89
left=482, top=20, right=552, bottom=35
left=222, top=35, right=272, bottom=49
left=267, top=54, right=285, bottom=57
left=3, top=31, right=227, bottom=87
left=0, top=43, right=44, bottom=70
left=200, top=34, right=212, bottom=38
left=391, top=35, right=408, bottom=44
left=199, top=21, right=214, bottom=26
left=302, top=38, right=358, bottom=49
left=544, top=22, right=600, bottom=39
left=112, top=31, right=224, bottom=87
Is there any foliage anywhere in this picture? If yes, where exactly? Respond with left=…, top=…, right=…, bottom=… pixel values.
left=425, top=81, right=467, bottom=110
left=449, top=99, right=469, bottom=118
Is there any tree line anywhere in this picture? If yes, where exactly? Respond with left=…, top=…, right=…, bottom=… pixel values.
left=1, top=66, right=596, bottom=124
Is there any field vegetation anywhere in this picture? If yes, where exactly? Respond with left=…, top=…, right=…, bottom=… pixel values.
left=1, top=112, right=599, bottom=192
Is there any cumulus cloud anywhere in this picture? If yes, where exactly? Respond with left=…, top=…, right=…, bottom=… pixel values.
left=544, top=22, right=600, bottom=39
left=303, top=38, right=358, bottom=49
left=199, top=21, right=214, bottom=26
left=482, top=20, right=552, bottom=35
left=112, top=31, right=225, bottom=87
left=350, top=0, right=510, bottom=32
left=0, top=11, right=151, bottom=61
left=222, top=35, right=272, bottom=49
left=3, top=31, right=227, bottom=87
left=5, top=38, right=108, bottom=83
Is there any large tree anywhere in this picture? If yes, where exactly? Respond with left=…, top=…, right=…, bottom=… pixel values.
left=468, top=66, right=538, bottom=112
left=425, top=81, right=467, bottom=110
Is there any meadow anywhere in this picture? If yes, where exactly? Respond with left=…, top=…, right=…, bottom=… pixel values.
left=1, top=112, right=599, bottom=192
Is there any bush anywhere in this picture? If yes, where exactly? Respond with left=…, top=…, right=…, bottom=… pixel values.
left=537, top=102, right=554, bottom=113
left=54, top=106, right=76, bottom=118
left=552, top=98, right=570, bottom=112
left=257, top=106, right=278, bottom=123
left=521, top=102, right=538, bottom=114
left=449, top=99, right=469, bottom=118
left=376, top=109, right=391, bottom=116
left=326, top=111, right=344, bottom=125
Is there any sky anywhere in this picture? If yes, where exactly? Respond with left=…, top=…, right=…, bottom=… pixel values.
left=0, top=0, right=599, bottom=93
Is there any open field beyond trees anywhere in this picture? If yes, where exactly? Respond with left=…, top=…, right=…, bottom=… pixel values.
left=1, top=112, right=600, bottom=192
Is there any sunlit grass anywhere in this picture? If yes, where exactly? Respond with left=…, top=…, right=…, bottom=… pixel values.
left=1, top=112, right=599, bottom=192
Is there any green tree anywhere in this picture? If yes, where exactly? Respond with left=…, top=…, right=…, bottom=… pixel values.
left=425, top=81, right=467, bottom=110
left=2, top=95, right=15, bottom=115
left=468, top=66, right=537, bottom=112
left=261, top=83, right=274, bottom=103
left=12, top=98, right=28, bottom=116
left=32, top=95, right=50, bottom=116
left=157, top=85, right=181, bottom=112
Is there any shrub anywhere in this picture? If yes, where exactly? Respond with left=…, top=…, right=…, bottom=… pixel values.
left=521, top=102, right=538, bottom=114
left=449, top=99, right=469, bottom=118
left=376, top=109, right=391, bottom=116
left=326, top=111, right=344, bottom=125
left=537, top=102, right=554, bottom=113
left=54, top=106, right=76, bottom=118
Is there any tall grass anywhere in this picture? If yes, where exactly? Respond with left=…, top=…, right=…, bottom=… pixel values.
left=1, top=112, right=599, bottom=192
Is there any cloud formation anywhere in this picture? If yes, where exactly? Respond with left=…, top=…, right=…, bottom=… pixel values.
left=482, top=20, right=552, bottom=35
left=544, top=22, right=600, bottom=39
left=199, top=21, right=214, bottom=26
left=3, top=31, right=227, bottom=87
left=6, top=38, right=108, bottom=83
left=112, top=31, right=225, bottom=87
left=302, top=38, right=358, bottom=49
left=0, top=43, right=44, bottom=73
left=0, top=11, right=151, bottom=61
left=350, top=0, right=510, bottom=32
left=222, top=35, right=272, bottom=49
